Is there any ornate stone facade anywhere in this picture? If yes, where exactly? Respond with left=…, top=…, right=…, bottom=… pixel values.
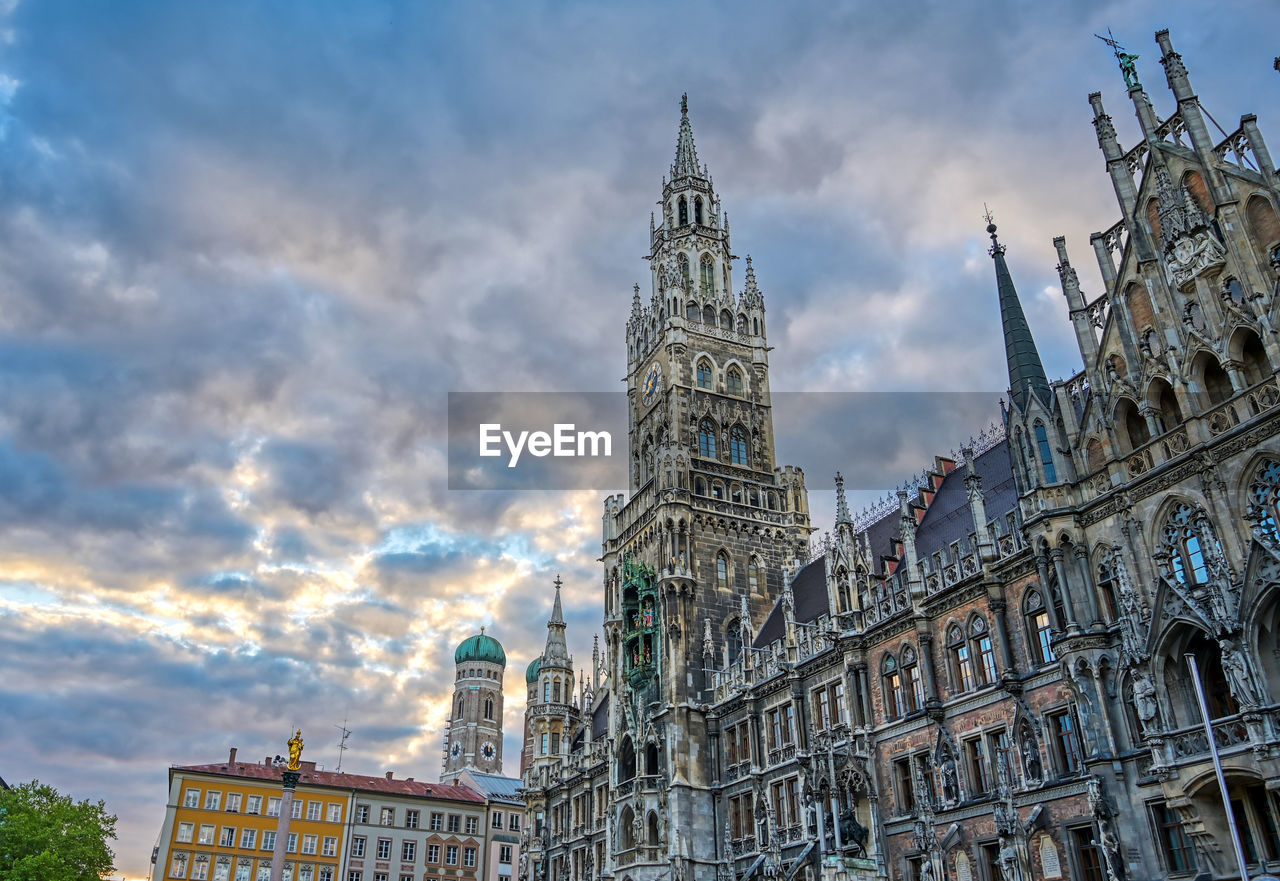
left=516, top=30, right=1280, bottom=881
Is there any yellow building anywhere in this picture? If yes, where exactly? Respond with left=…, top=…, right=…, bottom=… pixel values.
left=155, top=748, right=350, bottom=881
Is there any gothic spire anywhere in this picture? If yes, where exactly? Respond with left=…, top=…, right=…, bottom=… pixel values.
left=986, top=214, right=1051, bottom=411
left=834, top=472, right=853, bottom=526
left=542, top=574, right=571, bottom=669
left=671, top=93, right=702, bottom=180
left=741, top=255, right=764, bottom=309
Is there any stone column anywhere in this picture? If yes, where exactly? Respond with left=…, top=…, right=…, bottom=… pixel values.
left=1073, top=546, right=1104, bottom=629
left=270, top=770, right=299, bottom=881
left=1035, top=553, right=1064, bottom=633
left=1051, top=548, right=1080, bottom=632
left=989, top=597, right=1017, bottom=674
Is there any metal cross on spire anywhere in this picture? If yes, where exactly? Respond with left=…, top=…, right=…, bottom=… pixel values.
left=1095, top=28, right=1141, bottom=89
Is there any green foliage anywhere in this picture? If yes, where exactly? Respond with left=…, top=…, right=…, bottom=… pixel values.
left=0, top=780, right=117, bottom=881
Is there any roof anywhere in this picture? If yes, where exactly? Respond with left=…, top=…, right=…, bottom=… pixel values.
left=754, top=557, right=829, bottom=648
left=914, top=440, right=1017, bottom=560
left=458, top=770, right=524, bottom=804
left=592, top=692, right=610, bottom=740
left=525, top=656, right=541, bottom=684
left=455, top=630, right=506, bottom=666
left=173, top=760, right=485, bottom=804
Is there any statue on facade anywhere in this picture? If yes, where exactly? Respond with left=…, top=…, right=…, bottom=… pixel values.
left=1219, top=639, right=1261, bottom=706
left=1130, top=670, right=1160, bottom=730
left=286, top=729, right=304, bottom=771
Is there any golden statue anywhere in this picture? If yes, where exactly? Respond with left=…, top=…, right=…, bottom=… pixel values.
left=286, top=729, right=304, bottom=771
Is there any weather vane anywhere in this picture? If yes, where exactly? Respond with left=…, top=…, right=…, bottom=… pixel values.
left=1095, top=29, right=1141, bottom=90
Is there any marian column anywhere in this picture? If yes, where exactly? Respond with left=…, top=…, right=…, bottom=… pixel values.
left=270, top=729, right=304, bottom=881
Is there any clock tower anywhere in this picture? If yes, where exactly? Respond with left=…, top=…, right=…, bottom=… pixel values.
left=600, top=95, right=813, bottom=879
left=441, top=627, right=506, bottom=783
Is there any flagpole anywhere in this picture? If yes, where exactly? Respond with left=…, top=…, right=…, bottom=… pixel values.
left=1185, top=653, right=1251, bottom=881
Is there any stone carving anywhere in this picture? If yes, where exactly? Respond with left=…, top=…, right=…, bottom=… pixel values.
left=1219, top=639, right=1261, bottom=706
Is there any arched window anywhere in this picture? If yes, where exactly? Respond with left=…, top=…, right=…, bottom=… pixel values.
left=1161, top=503, right=1214, bottom=585
left=686, top=301, right=700, bottom=321
left=726, top=367, right=744, bottom=396
left=1095, top=563, right=1117, bottom=622
left=619, top=737, right=637, bottom=782
left=727, top=620, right=742, bottom=665
left=694, top=197, right=704, bottom=226
left=753, top=317, right=760, bottom=335
left=677, top=253, right=690, bottom=288
left=882, top=654, right=903, bottom=719
left=901, top=644, right=924, bottom=712
left=678, top=197, right=688, bottom=226
left=695, top=476, right=707, bottom=495
left=700, top=254, right=714, bottom=293
left=1248, top=458, right=1280, bottom=541
left=737, top=314, right=747, bottom=334
left=730, top=427, right=749, bottom=465
left=699, top=420, right=717, bottom=458
left=1024, top=590, right=1056, bottom=665
left=1034, top=421, right=1057, bottom=483
left=457, top=696, right=465, bottom=718
left=697, top=360, right=713, bottom=389
left=712, top=481, right=724, bottom=499
left=1225, top=277, right=1246, bottom=305
left=1152, top=379, right=1183, bottom=431
left=484, top=697, right=494, bottom=720
left=720, top=310, right=733, bottom=331
left=645, top=743, right=659, bottom=775
left=948, top=624, right=975, bottom=692
left=970, top=617, right=997, bottom=685
left=648, top=811, right=660, bottom=845
left=747, top=557, right=761, bottom=594
left=716, top=552, right=730, bottom=590
left=1194, top=352, right=1233, bottom=405
left=1234, top=328, right=1272, bottom=386
left=619, top=806, right=635, bottom=849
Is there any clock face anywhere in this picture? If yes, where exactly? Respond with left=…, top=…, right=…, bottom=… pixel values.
left=481, top=741, right=496, bottom=761
left=641, top=362, right=662, bottom=408
left=450, top=741, right=462, bottom=759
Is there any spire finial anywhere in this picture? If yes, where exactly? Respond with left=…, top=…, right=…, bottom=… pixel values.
left=1095, top=29, right=1141, bottom=89
left=984, top=205, right=1004, bottom=256
left=835, top=472, right=852, bottom=525
left=681, top=92, right=688, bottom=116
left=553, top=574, right=563, bottom=591
left=986, top=207, right=1051, bottom=411
left=671, top=93, right=702, bottom=179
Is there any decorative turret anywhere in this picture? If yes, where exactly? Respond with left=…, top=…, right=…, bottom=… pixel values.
left=442, top=626, right=506, bottom=783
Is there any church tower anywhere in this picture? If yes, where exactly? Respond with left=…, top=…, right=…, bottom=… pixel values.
left=441, top=628, right=506, bottom=784
left=599, top=95, right=814, bottom=880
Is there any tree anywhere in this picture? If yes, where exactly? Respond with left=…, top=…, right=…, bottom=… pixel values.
left=0, top=780, right=117, bottom=881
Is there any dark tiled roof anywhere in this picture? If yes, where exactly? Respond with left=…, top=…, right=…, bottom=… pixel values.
left=592, top=693, right=610, bottom=740
left=461, top=771, right=523, bottom=803
left=914, top=439, right=1016, bottom=560
left=754, top=557, right=828, bottom=648
left=173, top=760, right=484, bottom=803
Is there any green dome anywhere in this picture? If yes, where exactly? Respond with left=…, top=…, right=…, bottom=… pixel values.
left=525, top=656, right=542, bottom=684
left=455, top=630, right=506, bottom=666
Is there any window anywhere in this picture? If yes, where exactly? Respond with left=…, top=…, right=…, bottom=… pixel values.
left=291, top=800, right=302, bottom=819
left=464, top=848, right=477, bottom=868
left=1025, top=590, right=1056, bottom=665
left=181, top=789, right=199, bottom=809
left=448, top=814, right=461, bottom=833
left=971, top=617, right=997, bottom=685
left=376, top=838, right=391, bottom=859
left=402, top=841, right=416, bottom=862
left=484, top=697, right=494, bottom=720
left=1151, top=802, right=1195, bottom=874
left=813, top=685, right=832, bottom=729
left=379, top=807, right=393, bottom=826
left=246, top=795, right=262, bottom=815
left=902, top=645, right=924, bottom=712
left=767, top=703, right=795, bottom=749
left=226, top=793, right=242, bottom=813
left=726, top=367, right=743, bottom=396
left=403, top=808, right=418, bottom=829
left=261, top=831, right=276, bottom=851
left=730, top=427, right=748, bottom=465
left=540, top=732, right=549, bottom=754
left=466, top=816, right=479, bottom=834
left=491, top=811, right=503, bottom=829
left=302, top=834, right=317, bottom=855
left=327, top=803, right=341, bottom=823
left=430, top=812, right=443, bottom=831
left=268, top=797, right=281, bottom=817
left=1048, top=709, right=1083, bottom=775
left=882, top=654, right=903, bottom=719
left=171, top=853, right=189, bottom=879
left=347, top=873, right=361, bottom=881
left=286, top=832, right=297, bottom=853
left=949, top=624, right=975, bottom=691
left=696, top=360, right=713, bottom=389
left=500, top=845, right=513, bottom=864
left=1071, top=826, right=1106, bottom=881
left=240, top=829, right=257, bottom=849
left=307, top=801, right=321, bottom=821
left=205, top=792, right=222, bottom=811
left=699, top=419, right=717, bottom=457
left=1161, top=503, right=1214, bottom=585
left=428, top=844, right=441, bottom=863
left=1248, top=458, right=1280, bottom=541
left=700, top=254, right=714, bottom=292
left=198, top=825, right=215, bottom=845
left=716, top=552, right=729, bottom=589
left=446, top=845, right=459, bottom=866
left=893, top=757, right=914, bottom=813
left=747, top=557, right=760, bottom=593
left=509, top=813, right=520, bottom=831
left=177, top=822, right=194, bottom=843
left=191, top=858, right=209, bottom=881
left=966, top=738, right=990, bottom=797
left=678, top=197, right=688, bottom=226
left=1035, top=421, right=1057, bottom=482
left=351, top=837, right=365, bottom=858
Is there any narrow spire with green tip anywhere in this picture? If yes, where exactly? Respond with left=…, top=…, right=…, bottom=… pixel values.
left=986, top=212, right=1051, bottom=411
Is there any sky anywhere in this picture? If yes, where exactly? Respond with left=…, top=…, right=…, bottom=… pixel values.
left=0, top=1, right=1277, bottom=877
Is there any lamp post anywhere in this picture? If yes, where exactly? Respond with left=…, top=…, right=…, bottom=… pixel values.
left=271, top=730, right=305, bottom=881
left=1185, top=655, right=1250, bottom=881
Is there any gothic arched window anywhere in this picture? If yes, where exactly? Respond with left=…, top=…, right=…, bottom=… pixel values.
left=1034, top=421, right=1057, bottom=483
left=697, top=360, right=713, bottom=389
left=716, top=552, right=730, bottom=590
left=484, top=697, right=494, bottom=720
left=901, top=644, right=923, bottom=712
left=678, top=253, right=690, bottom=288
left=727, top=620, right=742, bottom=665
left=726, top=367, right=744, bottom=396
left=1024, top=590, right=1056, bottom=666
left=686, top=300, right=700, bottom=322
left=678, top=197, right=688, bottom=226
left=747, top=557, right=761, bottom=595
left=1248, top=458, right=1280, bottom=542
left=948, top=624, right=975, bottom=692
left=699, top=419, right=717, bottom=458
left=1095, top=563, right=1117, bottom=622
left=1161, top=503, right=1213, bottom=585
left=694, top=197, right=704, bottom=226
left=730, top=427, right=749, bottom=465
left=882, top=654, right=903, bottom=719
left=700, top=254, right=714, bottom=293
left=457, top=696, right=465, bottom=718
left=970, top=616, right=997, bottom=685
